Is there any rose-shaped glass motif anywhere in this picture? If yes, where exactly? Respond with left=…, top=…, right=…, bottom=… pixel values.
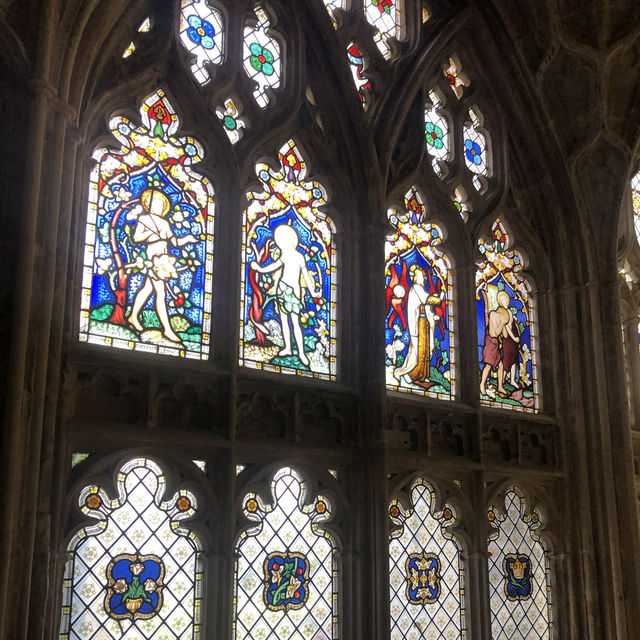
left=186, top=15, right=215, bottom=49
left=249, top=42, right=275, bottom=76
left=464, top=139, right=483, bottom=165
left=425, top=122, right=444, bottom=150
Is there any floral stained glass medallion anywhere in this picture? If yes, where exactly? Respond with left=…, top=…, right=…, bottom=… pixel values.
left=79, top=90, right=214, bottom=359
left=347, top=42, right=372, bottom=108
left=385, top=187, right=454, bottom=399
left=424, top=90, right=450, bottom=177
left=632, top=170, right=640, bottom=245
left=234, top=467, right=338, bottom=640
left=389, top=478, right=465, bottom=640
left=179, top=0, right=225, bottom=85
left=463, top=108, right=490, bottom=191
left=243, top=6, right=281, bottom=107
left=476, top=219, right=538, bottom=412
left=240, top=140, right=336, bottom=379
left=216, top=97, right=246, bottom=144
left=488, top=488, right=552, bottom=639
left=58, top=458, right=203, bottom=640
left=364, top=0, right=404, bottom=59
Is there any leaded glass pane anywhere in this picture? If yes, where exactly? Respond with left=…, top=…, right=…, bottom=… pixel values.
left=463, top=108, right=489, bottom=190
left=385, top=187, right=454, bottom=399
left=488, top=488, right=552, bottom=640
left=179, top=0, right=225, bottom=85
left=477, top=219, right=538, bottom=412
left=59, top=458, right=203, bottom=640
left=234, top=467, right=338, bottom=640
left=424, top=90, right=451, bottom=178
left=442, top=57, right=468, bottom=99
left=389, top=478, right=465, bottom=639
left=239, top=140, right=337, bottom=379
left=323, top=0, right=344, bottom=28
left=632, top=170, right=640, bottom=245
left=347, top=42, right=372, bottom=109
left=79, top=90, right=214, bottom=359
left=364, top=0, right=404, bottom=60
left=216, top=97, right=246, bottom=144
left=243, top=6, right=282, bottom=108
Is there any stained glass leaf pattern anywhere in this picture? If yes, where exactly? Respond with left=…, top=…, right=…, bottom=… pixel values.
left=234, top=467, right=337, bottom=640
left=463, top=108, right=489, bottom=191
left=79, top=90, right=215, bottom=360
left=240, top=140, right=337, bottom=379
left=364, top=0, right=404, bottom=60
left=179, top=0, right=225, bottom=85
left=488, top=488, right=552, bottom=639
left=216, top=97, right=246, bottom=144
left=58, top=458, right=203, bottom=640
left=389, top=478, right=466, bottom=639
left=632, top=170, right=640, bottom=246
left=347, top=42, right=372, bottom=109
left=477, top=219, right=538, bottom=412
left=243, top=6, right=281, bottom=108
left=385, top=187, right=455, bottom=399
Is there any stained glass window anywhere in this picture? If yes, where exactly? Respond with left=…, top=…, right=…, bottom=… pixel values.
left=79, top=90, right=214, bottom=359
left=322, top=0, right=344, bottom=28
left=216, top=97, right=246, bottom=144
left=234, top=467, right=338, bottom=640
left=476, top=219, right=538, bottom=412
left=424, top=90, right=450, bottom=177
left=385, top=187, right=454, bottom=399
left=463, top=108, right=490, bottom=191
left=452, top=186, right=471, bottom=222
left=488, top=487, right=552, bottom=639
left=243, top=6, right=281, bottom=108
left=364, top=0, right=404, bottom=60
left=179, top=0, right=225, bottom=85
left=59, top=458, right=203, bottom=640
left=389, top=478, right=466, bottom=639
left=632, top=170, right=640, bottom=245
left=442, top=56, right=468, bottom=100
left=347, top=42, right=372, bottom=109
left=240, top=140, right=336, bottom=379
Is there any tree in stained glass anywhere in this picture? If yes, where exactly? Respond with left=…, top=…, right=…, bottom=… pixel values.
left=632, top=170, right=640, bottom=245
left=179, top=0, right=225, bottom=85
left=424, top=90, right=451, bottom=178
left=58, top=458, right=203, bottom=640
left=240, top=140, right=336, bottom=379
left=463, top=108, right=490, bottom=192
left=234, top=467, right=337, bottom=640
left=364, top=0, right=404, bottom=60
left=79, top=90, right=214, bottom=359
left=476, top=219, right=538, bottom=412
left=488, top=487, right=552, bottom=640
left=385, top=187, right=454, bottom=399
left=389, top=478, right=465, bottom=640
left=243, top=6, right=282, bottom=108
left=347, top=42, right=372, bottom=109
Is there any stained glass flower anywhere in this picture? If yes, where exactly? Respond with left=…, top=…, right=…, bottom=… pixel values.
left=425, top=122, right=444, bottom=150
left=186, top=15, right=215, bottom=49
left=249, top=42, right=275, bottom=76
left=465, top=139, right=482, bottom=165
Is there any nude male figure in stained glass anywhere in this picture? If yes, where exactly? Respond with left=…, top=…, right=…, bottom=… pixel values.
left=251, top=224, right=321, bottom=366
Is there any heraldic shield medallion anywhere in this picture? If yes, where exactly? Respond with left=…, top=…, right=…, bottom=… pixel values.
left=406, top=553, right=441, bottom=604
left=263, top=551, right=310, bottom=611
left=105, top=553, right=164, bottom=620
left=503, top=553, right=532, bottom=600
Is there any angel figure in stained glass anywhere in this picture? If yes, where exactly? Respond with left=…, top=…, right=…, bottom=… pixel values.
left=251, top=224, right=322, bottom=366
left=128, top=188, right=199, bottom=343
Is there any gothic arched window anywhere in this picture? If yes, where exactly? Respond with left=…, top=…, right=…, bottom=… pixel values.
left=487, top=487, right=552, bottom=640
left=234, top=467, right=338, bottom=640
left=239, top=140, right=337, bottom=379
left=476, top=219, right=539, bottom=412
left=389, top=478, right=465, bottom=639
left=632, top=170, right=640, bottom=245
left=79, top=90, right=215, bottom=359
left=59, top=457, right=203, bottom=640
left=385, top=187, right=454, bottom=399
